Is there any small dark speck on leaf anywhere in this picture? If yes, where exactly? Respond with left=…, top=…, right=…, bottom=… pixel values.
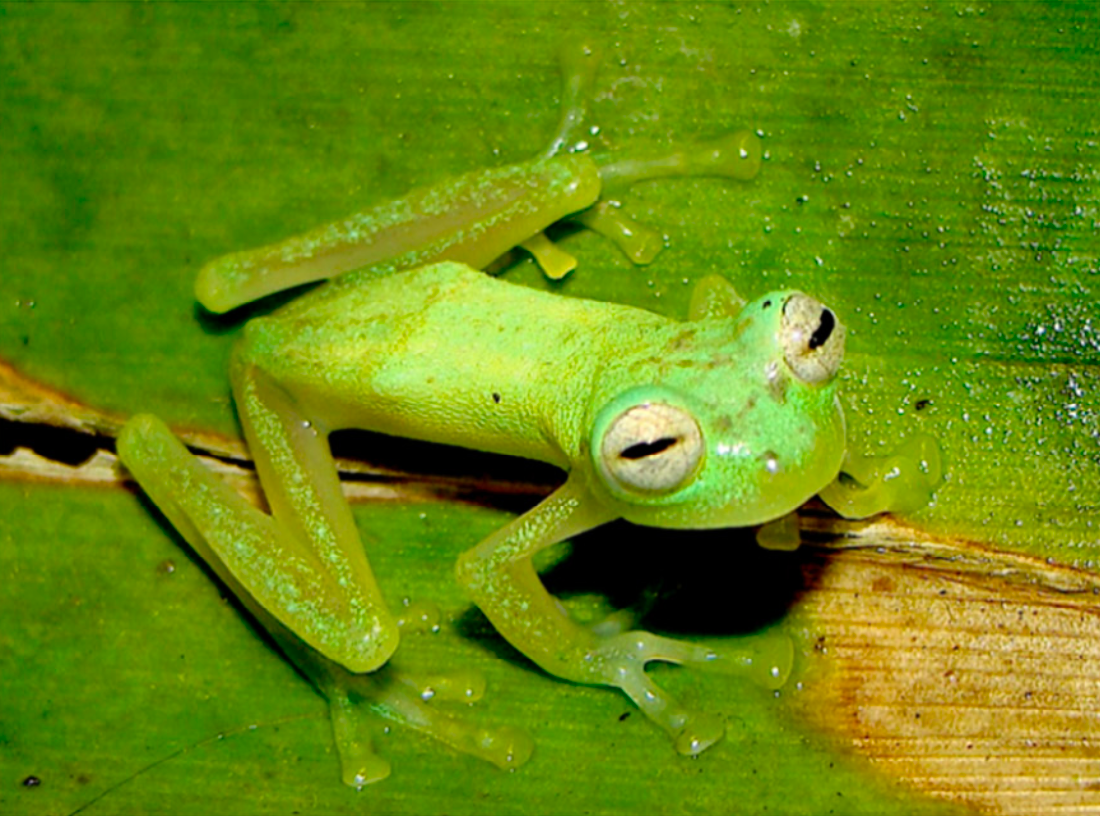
left=914, top=398, right=932, bottom=411
left=618, top=711, right=631, bottom=722
left=22, top=776, right=41, bottom=788
left=492, top=392, right=501, bottom=404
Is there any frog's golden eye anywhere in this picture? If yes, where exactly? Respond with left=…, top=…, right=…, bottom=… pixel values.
left=599, top=403, right=703, bottom=495
left=780, top=294, right=845, bottom=384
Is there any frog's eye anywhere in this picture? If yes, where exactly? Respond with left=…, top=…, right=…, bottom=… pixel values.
left=599, top=403, right=703, bottom=495
left=780, top=294, right=845, bottom=384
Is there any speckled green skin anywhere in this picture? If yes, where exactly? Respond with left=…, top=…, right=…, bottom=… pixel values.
left=248, top=261, right=846, bottom=527
left=196, top=155, right=601, bottom=313
left=120, top=259, right=847, bottom=778
left=231, top=258, right=848, bottom=759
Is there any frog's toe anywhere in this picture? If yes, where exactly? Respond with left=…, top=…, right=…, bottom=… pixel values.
left=315, top=658, right=527, bottom=784
left=327, top=690, right=392, bottom=788
left=612, top=657, right=727, bottom=755
left=475, top=724, right=535, bottom=771
left=400, top=667, right=487, bottom=704
left=820, top=433, right=944, bottom=519
left=674, top=711, right=725, bottom=757
left=344, top=754, right=392, bottom=789
left=590, top=628, right=793, bottom=755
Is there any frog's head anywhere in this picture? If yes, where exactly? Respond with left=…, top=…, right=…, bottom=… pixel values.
left=587, top=291, right=846, bottom=529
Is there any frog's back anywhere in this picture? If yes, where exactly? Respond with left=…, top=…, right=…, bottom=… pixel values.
left=237, top=262, right=672, bottom=467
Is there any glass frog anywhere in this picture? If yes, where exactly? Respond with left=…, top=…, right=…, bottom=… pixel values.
left=117, top=52, right=940, bottom=787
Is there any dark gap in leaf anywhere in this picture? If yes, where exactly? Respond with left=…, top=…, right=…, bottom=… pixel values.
left=330, top=428, right=562, bottom=507
left=0, top=417, right=112, bottom=466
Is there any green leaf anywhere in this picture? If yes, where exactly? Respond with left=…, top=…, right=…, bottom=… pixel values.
left=1, top=2, right=1095, bottom=813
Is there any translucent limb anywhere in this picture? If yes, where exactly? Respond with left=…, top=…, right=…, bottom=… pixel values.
left=118, top=412, right=532, bottom=786
left=456, top=476, right=793, bottom=758
left=519, top=232, right=578, bottom=279
left=326, top=688, right=392, bottom=787
left=596, top=130, right=762, bottom=192
left=365, top=677, right=534, bottom=774
left=756, top=512, right=802, bottom=552
left=562, top=131, right=762, bottom=268
left=229, top=361, right=399, bottom=672
left=618, top=669, right=725, bottom=756
left=272, top=615, right=531, bottom=787
left=396, top=667, right=487, bottom=704
left=570, top=201, right=664, bottom=265
left=819, top=434, right=944, bottom=519
left=540, top=42, right=601, bottom=159
left=196, top=154, right=601, bottom=313
left=590, top=628, right=793, bottom=756
left=118, top=412, right=393, bottom=672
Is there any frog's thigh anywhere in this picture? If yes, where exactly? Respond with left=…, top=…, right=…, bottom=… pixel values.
left=229, top=355, right=399, bottom=672
left=118, top=413, right=296, bottom=599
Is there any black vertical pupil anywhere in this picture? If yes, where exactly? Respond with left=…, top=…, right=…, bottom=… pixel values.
left=808, top=309, right=835, bottom=350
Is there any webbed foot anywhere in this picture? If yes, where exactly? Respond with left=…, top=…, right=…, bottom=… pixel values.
left=585, top=628, right=793, bottom=756
left=819, top=434, right=943, bottom=519
left=313, top=656, right=532, bottom=787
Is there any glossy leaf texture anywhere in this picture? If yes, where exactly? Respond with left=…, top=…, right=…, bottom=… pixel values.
left=1, top=3, right=1095, bottom=814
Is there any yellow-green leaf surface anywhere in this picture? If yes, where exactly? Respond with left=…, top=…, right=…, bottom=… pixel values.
left=0, top=2, right=1095, bottom=814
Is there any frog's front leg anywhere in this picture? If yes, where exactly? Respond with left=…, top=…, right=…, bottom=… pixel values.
left=819, top=434, right=943, bottom=518
left=455, top=476, right=792, bottom=756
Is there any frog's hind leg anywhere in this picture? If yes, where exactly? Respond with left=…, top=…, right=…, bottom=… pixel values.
left=115, top=413, right=361, bottom=660
left=228, top=353, right=539, bottom=779
left=227, top=357, right=399, bottom=673
left=118, top=411, right=533, bottom=786
left=281, top=622, right=533, bottom=787
left=568, top=129, right=764, bottom=263
left=540, top=42, right=601, bottom=160
left=118, top=413, right=398, bottom=782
